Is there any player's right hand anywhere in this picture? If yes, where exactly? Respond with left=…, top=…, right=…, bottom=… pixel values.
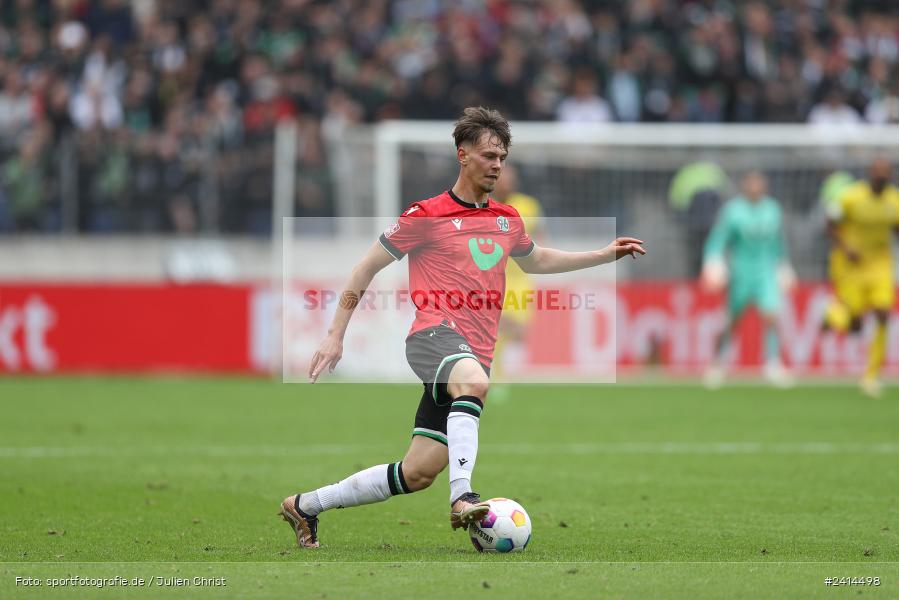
left=700, top=259, right=728, bottom=293
left=844, top=247, right=861, bottom=263
left=308, top=335, right=343, bottom=383
left=605, top=237, right=646, bottom=261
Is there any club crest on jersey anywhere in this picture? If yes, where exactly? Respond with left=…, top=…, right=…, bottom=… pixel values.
left=496, top=216, right=510, bottom=232
left=384, top=222, right=400, bottom=238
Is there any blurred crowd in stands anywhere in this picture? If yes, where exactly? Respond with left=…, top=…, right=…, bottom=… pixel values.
left=1, top=0, right=898, bottom=234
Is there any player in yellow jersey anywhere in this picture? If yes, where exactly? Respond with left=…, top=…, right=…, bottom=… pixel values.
left=825, top=158, right=899, bottom=396
left=491, top=163, right=545, bottom=398
left=820, top=171, right=857, bottom=334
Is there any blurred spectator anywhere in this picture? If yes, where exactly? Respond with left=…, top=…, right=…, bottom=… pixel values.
left=865, top=82, right=899, bottom=124
left=0, top=132, right=49, bottom=231
left=741, top=2, right=776, bottom=81
left=556, top=70, right=612, bottom=123
left=69, top=79, right=123, bottom=130
left=688, top=86, right=725, bottom=123
left=859, top=57, right=895, bottom=123
left=608, top=52, right=641, bottom=122
left=0, top=70, right=34, bottom=145
left=761, top=55, right=806, bottom=122
left=807, top=87, right=862, bottom=125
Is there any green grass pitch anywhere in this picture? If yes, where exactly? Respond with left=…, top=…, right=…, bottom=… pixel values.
left=1, top=376, right=898, bottom=598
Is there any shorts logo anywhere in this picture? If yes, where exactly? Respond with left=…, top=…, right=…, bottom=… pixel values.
left=496, top=216, right=510, bottom=232
left=459, top=344, right=472, bottom=352
left=384, top=222, right=400, bottom=238
left=468, top=237, right=504, bottom=271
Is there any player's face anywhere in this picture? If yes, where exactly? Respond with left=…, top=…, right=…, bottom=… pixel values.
left=742, top=172, right=767, bottom=201
left=869, top=159, right=892, bottom=193
left=463, top=133, right=508, bottom=193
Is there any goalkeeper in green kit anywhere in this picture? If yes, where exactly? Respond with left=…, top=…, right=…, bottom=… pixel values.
left=701, top=171, right=795, bottom=388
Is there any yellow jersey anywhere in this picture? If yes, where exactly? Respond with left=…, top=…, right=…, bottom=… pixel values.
left=504, top=193, right=543, bottom=282
left=506, top=193, right=544, bottom=233
left=501, top=193, right=543, bottom=318
left=829, top=181, right=899, bottom=272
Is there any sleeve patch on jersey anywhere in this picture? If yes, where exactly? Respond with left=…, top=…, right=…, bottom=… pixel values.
left=378, top=233, right=405, bottom=260
left=510, top=240, right=536, bottom=258
left=384, top=221, right=400, bottom=238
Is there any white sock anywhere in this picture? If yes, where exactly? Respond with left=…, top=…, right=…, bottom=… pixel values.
left=299, top=462, right=407, bottom=516
left=447, top=396, right=483, bottom=503
left=449, top=477, right=471, bottom=503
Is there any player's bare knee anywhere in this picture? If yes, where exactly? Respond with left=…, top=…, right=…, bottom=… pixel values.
left=470, top=378, right=490, bottom=400
left=451, top=377, right=489, bottom=401
left=849, top=317, right=863, bottom=333
left=447, top=357, right=490, bottom=401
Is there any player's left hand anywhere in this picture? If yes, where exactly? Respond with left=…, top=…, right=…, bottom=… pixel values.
left=700, top=261, right=728, bottom=293
left=777, top=263, right=797, bottom=293
left=605, top=237, right=646, bottom=261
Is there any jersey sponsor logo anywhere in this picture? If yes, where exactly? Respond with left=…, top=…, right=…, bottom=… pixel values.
left=468, top=237, right=504, bottom=271
left=496, top=216, right=510, bottom=232
left=384, top=222, right=400, bottom=238
left=452, top=218, right=463, bottom=230
left=404, top=205, right=421, bottom=215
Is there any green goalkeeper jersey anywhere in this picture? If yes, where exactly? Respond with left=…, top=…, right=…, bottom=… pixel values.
left=703, top=196, right=786, bottom=281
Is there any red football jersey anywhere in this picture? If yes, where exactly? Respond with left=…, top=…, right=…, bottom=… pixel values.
left=379, top=190, right=535, bottom=367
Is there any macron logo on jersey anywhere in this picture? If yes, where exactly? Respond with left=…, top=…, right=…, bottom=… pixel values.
left=452, top=218, right=462, bottom=230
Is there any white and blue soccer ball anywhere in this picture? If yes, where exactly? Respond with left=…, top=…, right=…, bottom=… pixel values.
left=468, top=498, right=532, bottom=553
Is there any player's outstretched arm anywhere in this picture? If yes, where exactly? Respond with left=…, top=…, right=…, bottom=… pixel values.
left=514, top=237, right=645, bottom=274
left=308, top=241, right=395, bottom=383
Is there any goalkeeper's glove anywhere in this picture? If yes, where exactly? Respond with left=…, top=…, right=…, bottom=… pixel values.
left=700, top=257, right=728, bottom=293
left=777, top=262, right=797, bottom=293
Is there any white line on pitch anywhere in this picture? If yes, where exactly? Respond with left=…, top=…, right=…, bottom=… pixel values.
left=1, top=442, right=898, bottom=458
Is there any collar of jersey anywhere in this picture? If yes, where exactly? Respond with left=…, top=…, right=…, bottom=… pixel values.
left=448, top=189, right=489, bottom=209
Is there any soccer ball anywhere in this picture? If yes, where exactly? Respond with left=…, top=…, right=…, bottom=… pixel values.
left=468, top=498, right=531, bottom=553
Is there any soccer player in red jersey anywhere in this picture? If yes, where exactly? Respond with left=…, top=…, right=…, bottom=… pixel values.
left=280, top=107, right=645, bottom=548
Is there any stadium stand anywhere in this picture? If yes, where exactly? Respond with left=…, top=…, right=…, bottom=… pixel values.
left=1, top=0, right=898, bottom=234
